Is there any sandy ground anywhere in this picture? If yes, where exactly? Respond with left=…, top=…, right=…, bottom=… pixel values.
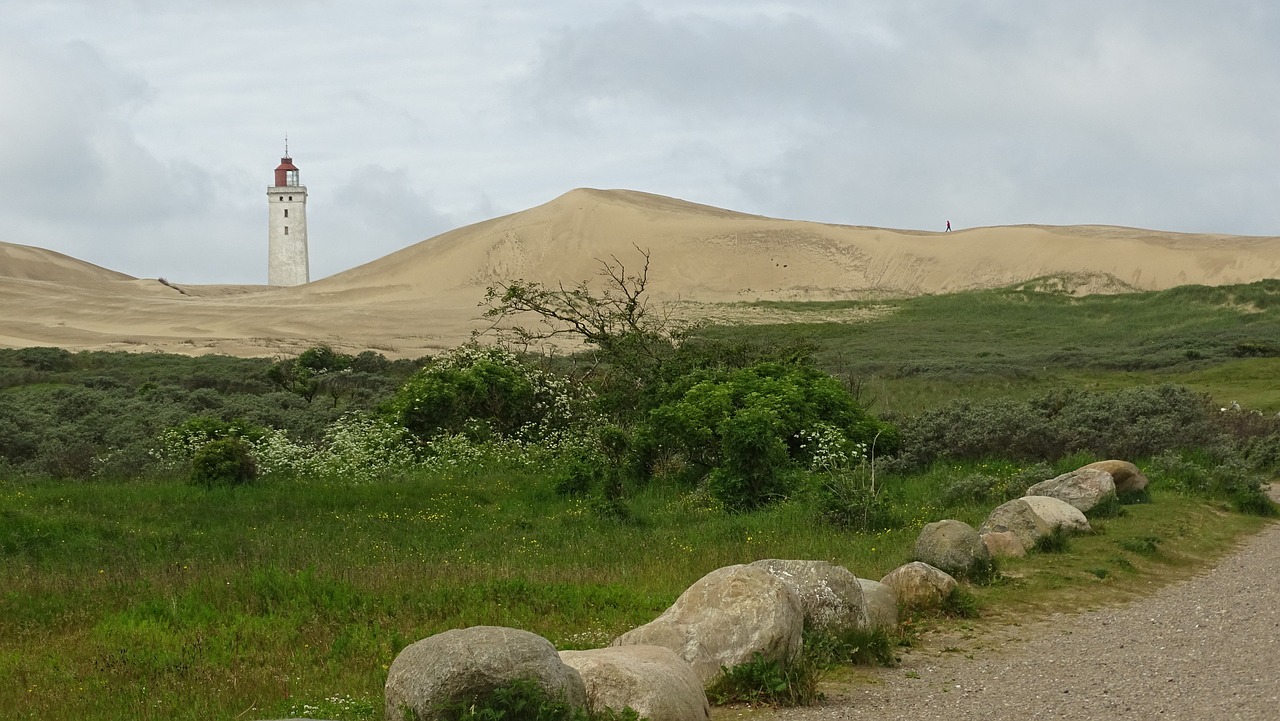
left=4, top=188, right=1280, bottom=358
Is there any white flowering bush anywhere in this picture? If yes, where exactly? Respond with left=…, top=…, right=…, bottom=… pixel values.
left=796, top=422, right=869, bottom=473
left=312, top=413, right=418, bottom=481
left=149, top=417, right=264, bottom=471
left=248, top=427, right=316, bottom=478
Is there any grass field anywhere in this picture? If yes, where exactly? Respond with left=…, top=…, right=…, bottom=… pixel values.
left=2, top=278, right=1278, bottom=720
left=1, top=458, right=1270, bottom=720
left=701, top=279, right=1280, bottom=413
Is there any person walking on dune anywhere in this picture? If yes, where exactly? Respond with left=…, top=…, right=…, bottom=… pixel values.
left=946, top=220, right=951, bottom=232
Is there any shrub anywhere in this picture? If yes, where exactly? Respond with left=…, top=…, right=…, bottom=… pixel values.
left=1148, top=450, right=1277, bottom=516
left=706, top=652, right=821, bottom=707
left=816, top=466, right=900, bottom=532
left=895, top=384, right=1231, bottom=469
left=642, top=362, right=894, bottom=510
left=939, top=586, right=980, bottom=618
left=1033, top=526, right=1072, bottom=554
left=190, top=437, right=257, bottom=487
left=386, top=345, right=592, bottom=443
left=803, top=626, right=900, bottom=668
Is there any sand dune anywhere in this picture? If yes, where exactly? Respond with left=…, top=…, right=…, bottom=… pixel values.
left=3, top=188, right=1279, bottom=358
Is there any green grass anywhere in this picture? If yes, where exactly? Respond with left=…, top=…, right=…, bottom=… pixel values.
left=0, top=466, right=925, bottom=721
left=698, top=279, right=1280, bottom=413
left=1, top=456, right=1269, bottom=720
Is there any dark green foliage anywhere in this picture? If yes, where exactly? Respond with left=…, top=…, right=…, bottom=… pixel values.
left=1148, top=451, right=1277, bottom=516
left=642, top=362, right=894, bottom=511
left=1086, top=494, right=1126, bottom=519
left=939, top=586, right=981, bottom=619
left=956, top=555, right=1000, bottom=586
left=387, top=350, right=540, bottom=441
left=1033, top=526, right=1073, bottom=554
left=896, top=384, right=1226, bottom=469
left=706, top=406, right=795, bottom=511
left=816, top=470, right=900, bottom=532
left=433, top=678, right=645, bottom=721
left=939, top=464, right=1047, bottom=507
left=803, top=626, right=900, bottom=668
left=0, top=348, right=391, bottom=478
left=190, top=437, right=257, bottom=487
left=1117, top=536, right=1161, bottom=555
left=706, top=652, right=821, bottom=707
left=16, top=346, right=73, bottom=372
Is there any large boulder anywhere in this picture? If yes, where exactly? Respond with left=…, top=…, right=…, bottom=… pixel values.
left=857, top=578, right=899, bottom=629
left=385, top=626, right=586, bottom=721
left=1021, top=495, right=1091, bottom=533
left=980, top=530, right=1027, bottom=558
left=879, top=562, right=957, bottom=612
left=979, top=498, right=1053, bottom=551
left=611, top=564, right=803, bottom=686
left=559, top=645, right=709, bottom=721
left=1083, top=460, right=1150, bottom=495
left=748, top=559, right=870, bottom=631
left=1025, top=468, right=1116, bottom=513
left=913, top=520, right=991, bottom=578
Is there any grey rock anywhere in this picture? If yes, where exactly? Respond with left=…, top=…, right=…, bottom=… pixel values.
left=749, top=559, right=870, bottom=631
left=1083, top=459, right=1150, bottom=495
left=857, top=578, right=899, bottom=629
left=559, top=645, right=709, bottom=721
left=1026, top=468, right=1117, bottom=513
left=980, top=530, right=1027, bottom=558
left=980, top=498, right=1053, bottom=551
left=880, top=562, right=958, bottom=612
left=612, top=564, right=803, bottom=686
left=1022, top=495, right=1092, bottom=533
left=384, top=626, right=586, bottom=721
left=914, top=520, right=991, bottom=577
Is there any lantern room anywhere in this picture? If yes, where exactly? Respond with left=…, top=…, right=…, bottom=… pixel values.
left=274, top=157, right=300, bottom=187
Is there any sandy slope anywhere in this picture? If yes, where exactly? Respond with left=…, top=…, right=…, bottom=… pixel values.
left=3, top=188, right=1279, bottom=358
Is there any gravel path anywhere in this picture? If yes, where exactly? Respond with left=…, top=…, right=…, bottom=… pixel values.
left=758, top=493, right=1280, bottom=721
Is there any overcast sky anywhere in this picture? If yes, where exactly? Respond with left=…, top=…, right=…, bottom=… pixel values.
left=3, top=1, right=1278, bottom=284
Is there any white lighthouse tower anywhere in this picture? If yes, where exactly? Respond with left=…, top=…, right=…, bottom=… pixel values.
left=267, top=149, right=309, bottom=286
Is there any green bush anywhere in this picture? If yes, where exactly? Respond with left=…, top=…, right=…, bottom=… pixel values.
left=706, top=652, right=821, bottom=707
left=641, top=362, right=894, bottom=510
left=1033, top=526, right=1072, bottom=554
left=816, top=468, right=900, bottom=532
left=803, top=626, right=900, bottom=668
left=190, top=437, right=257, bottom=487
left=387, top=346, right=589, bottom=443
left=1148, top=450, right=1277, bottom=516
left=896, top=384, right=1227, bottom=469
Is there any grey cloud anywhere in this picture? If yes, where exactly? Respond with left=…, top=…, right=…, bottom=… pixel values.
left=316, top=165, right=455, bottom=279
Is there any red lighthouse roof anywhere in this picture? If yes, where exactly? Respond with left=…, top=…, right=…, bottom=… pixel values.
left=274, top=157, right=299, bottom=187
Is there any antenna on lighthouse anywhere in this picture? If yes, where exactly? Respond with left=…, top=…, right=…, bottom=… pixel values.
left=284, top=133, right=289, bottom=157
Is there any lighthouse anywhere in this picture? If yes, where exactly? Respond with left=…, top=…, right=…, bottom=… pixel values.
left=267, top=152, right=309, bottom=286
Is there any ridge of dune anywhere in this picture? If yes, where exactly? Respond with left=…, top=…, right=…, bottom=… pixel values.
left=0, top=241, right=135, bottom=283
left=2, top=188, right=1279, bottom=358
left=303, top=187, right=1280, bottom=303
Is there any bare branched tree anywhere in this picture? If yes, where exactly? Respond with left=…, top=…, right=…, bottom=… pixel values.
left=480, top=247, right=687, bottom=367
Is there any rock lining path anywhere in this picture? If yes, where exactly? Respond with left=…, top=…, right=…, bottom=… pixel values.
left=758, top=488, right=1280, bottom=721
